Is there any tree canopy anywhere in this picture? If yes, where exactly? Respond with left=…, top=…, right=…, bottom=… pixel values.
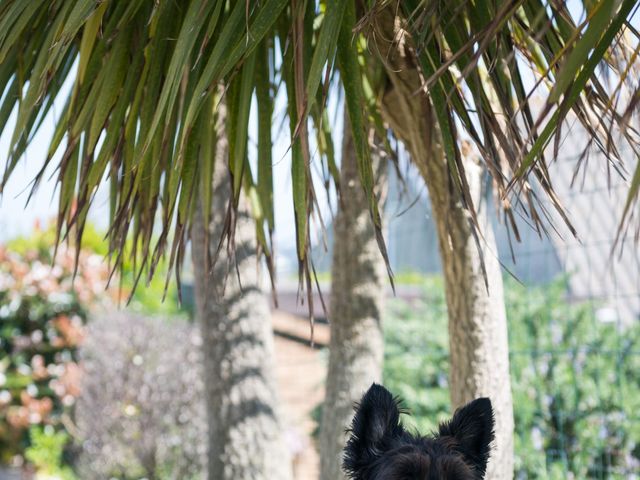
left=1, top=0, right=638, bottom=293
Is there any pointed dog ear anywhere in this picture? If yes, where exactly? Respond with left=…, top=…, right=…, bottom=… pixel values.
left=437, top=397, right=495, bottom=476
left=343, top=383, right=404, bottom=478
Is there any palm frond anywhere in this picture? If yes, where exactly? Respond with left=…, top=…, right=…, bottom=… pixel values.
left=0, top=0, right=639, bottom=295
left=387, top=0, right=640, bottom=238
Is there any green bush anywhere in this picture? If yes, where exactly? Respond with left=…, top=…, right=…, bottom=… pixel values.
left=25, top=427, right=76, bottom=480
left=6, top=223, right=185, bottom=316
left=383, top=276, right=451, bottom=434
left=0, top=224, right=187, bottom=470
left=506, top=280, right=640, bottom=479
left=383, top=277, right=640, bottom=479
left=0, top=237, right=109, bottom=465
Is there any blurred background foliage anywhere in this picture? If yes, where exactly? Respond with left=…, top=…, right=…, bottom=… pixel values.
left=310, top=274, right=640, bottom=479
left=4, top=222, right=184, bottom=316
left=75, top=312, right=204, bottom=479
left=0, top=224, right=191, bottom=477
left=0, top=228, right=108, bottom=465
left=383, top=277, right=640, bottom=479
left=3, top=224, right=640, bottom=478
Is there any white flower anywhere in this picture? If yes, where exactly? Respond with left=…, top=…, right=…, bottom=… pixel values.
left=31, top=330, right=43, bottom=344
left=0, top=390, right=11, bottom=404
left=51, top=265, right=63, bottom=279
left=8, top=296, right=22, bottom=313
left=30, top=261, right=50, bottom=281
left=124, top=404, right=138, bottom=416
left=531, top=427, right=543, bottom=450
left=47, top=292, right=73, bottom=305
left=29, top=412, right=42, bottom=424
left=0, top=272, right=14, bottom=290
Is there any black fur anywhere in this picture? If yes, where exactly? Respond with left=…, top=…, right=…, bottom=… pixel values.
left=343, top=384, right=495, bottom=479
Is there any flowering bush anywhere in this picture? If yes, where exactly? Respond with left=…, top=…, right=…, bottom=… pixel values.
left=0, top=237, right=111, bottom=465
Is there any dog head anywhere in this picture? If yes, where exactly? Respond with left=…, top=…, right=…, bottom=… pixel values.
left=343, top=384, right=494, bottom=479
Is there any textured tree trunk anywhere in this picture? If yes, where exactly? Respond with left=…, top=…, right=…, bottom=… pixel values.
left=373, top=10, right=514, bottom=478
left=319, top=112, right=387, bottom=480
left=424, top=147, right=514, bottom=480
left=190, top=103, right=293, bottom=480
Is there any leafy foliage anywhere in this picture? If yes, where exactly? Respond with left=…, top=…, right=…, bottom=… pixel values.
left=0, top=224, right=186, bottom=470
left=383, top=276, right=640, bottom=479
left=75, top=312, right=205, bottom=480
left=1, top=1, right=638, bottom=295
left=382, top=276, right=451, bottom=433
left=506, top=280, right=640, bottom=479
left=0, top=234, right=110, bottom=464
left=7, top=222, right=185, bottom=315
left=25, top=427, right=76, bottom=480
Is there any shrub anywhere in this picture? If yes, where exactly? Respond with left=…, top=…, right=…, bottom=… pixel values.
left=0, top=223, right=187, bottom=471
left=382, top=277, right=640, bottom=479
left=506, top=280, right=640, bottom=479
left=383, top=276, right=451, bottom=434
left=6, top=222, right=185, bottom=316
left=25, top=426, right=76, bottom=480
left=75, top=312, right=205, bottom=479
left=0, top=239, right=110, bottom=465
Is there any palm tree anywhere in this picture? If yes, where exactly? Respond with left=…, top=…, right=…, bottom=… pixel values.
left=319, top=110, right=388, bottom=480
left=370, top=7, right=516, bottom=474
left=1, top=1, right=639, bottom=478
left=190, top=96, right=292, bottom=479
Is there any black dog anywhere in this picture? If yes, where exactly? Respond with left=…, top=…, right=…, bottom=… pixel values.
left=343, top=384, right=494, bottom=479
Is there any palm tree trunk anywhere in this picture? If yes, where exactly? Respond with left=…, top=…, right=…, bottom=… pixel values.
left=423, top=145, right=514, bottom=480
left=190, top=102, right=293, bottom=480
left=319, top=112, right=387, bottom=480
left=374, top=11, right=514, bottom=479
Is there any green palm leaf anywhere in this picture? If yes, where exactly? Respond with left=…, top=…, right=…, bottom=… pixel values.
left=0, top=0, right=638, bottom=293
